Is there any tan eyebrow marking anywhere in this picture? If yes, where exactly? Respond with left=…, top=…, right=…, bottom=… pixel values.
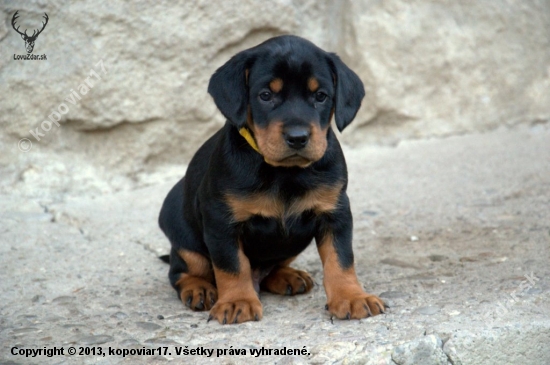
left=269, top=78, right=283, bottom=93
left=308, top=77, right=319, bottom=92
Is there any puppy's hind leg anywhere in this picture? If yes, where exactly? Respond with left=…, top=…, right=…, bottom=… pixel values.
left=261, top=257, right=314, bottom=296
left=168, top=248, right=217, bottom=311
left=159, top=178, right=217, bottom=311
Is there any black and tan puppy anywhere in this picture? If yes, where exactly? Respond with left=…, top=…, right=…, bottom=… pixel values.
left=159, top=35, right=386, bottom=324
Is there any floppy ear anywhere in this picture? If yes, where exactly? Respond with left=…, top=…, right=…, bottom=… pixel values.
left=328, top=54, right=365, bottom=132
left=208, top=50, right=256, bottom=128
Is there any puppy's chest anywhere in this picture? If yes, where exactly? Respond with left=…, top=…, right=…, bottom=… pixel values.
left=224, top=183, right=343, bottom=224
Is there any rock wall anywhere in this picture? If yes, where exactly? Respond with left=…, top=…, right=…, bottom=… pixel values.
left=1, top=0, right=549, bottom=195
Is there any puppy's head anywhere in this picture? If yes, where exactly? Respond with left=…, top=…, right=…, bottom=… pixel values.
left=208, top=35, right=365, bottom=168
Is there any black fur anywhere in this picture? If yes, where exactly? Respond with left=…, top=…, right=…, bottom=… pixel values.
left=159, top=35, right=364, bottom=299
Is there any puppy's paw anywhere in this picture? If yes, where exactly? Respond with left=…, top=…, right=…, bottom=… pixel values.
left=326, top=293, right=387, bottom=320
left=208, top=297, right=263, bottom=324
left=261, top=267, right=314, bottom=295
left=177, top=276, right=217, bottom=311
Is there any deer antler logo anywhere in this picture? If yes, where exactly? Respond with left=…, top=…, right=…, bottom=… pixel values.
left=12, top=11, right=49, bottom=54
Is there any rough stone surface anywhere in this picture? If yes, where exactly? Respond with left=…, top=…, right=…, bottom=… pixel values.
left=1, top=0, right=549, bottom=192
left=343, top=1, right=550, bottom=146
left=391, top=335, right=449, bottom=365
left=2, top=1, right=550, bottom=363
left=1, top=125, right=549, bottom=364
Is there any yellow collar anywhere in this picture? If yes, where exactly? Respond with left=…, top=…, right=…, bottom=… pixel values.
left=239, top=127, right=261, bottom=154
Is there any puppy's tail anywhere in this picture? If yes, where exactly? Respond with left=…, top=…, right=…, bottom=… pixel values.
left=159, top=255, right=170, bottom=264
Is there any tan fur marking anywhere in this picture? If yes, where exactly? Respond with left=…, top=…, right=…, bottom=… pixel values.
left=174, top=251, right=217, bottom=311
left=251, top=121, right=328, bottom=168
left=304, top=122, right=329, bottom=165
left=226, top=183, right=342, bottom=222
left=264, top=155, right=313, bottom=168
left=174, top=274, right=217, bottom=310
left=226, top=193, right=284, bottom=222
left=251, top=121, right=292, bottom=165
left=317, top=233, right=386, bottom=318
left=261, top=266, right=314, bottom=295
left=308, top=77, right=319, bottom=92
left=178, top=249, right=213, bottom=282
left=210, top=243, right=263, bottom=323
left=213, top=249, right=256, bottom=300
left=317, top=234, right=363, bottom=300
left=288, top=183, right=343, bottom=216
left=269, top=78, right=283, bottom=93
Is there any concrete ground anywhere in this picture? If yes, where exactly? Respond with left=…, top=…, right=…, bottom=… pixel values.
left=1, top=124, right=549, bottom=365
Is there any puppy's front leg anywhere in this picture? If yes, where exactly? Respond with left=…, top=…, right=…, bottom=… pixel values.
left=316, top=195, right=387, bottom=320
left=206, top=234, right=262, bottom=324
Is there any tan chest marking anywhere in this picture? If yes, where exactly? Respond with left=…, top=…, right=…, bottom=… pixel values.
left=225, top=183, right=343, bottom=222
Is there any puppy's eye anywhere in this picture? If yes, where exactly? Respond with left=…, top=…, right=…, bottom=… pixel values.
left=315, top=92, right=327, bottom=103
left=259, top=91, right=273, bottom=101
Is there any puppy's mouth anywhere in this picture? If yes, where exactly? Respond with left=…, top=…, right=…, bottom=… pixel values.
left=265, top=153, right=314, bottom=168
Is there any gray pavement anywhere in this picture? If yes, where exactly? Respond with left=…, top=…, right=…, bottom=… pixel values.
left=1, top=124, right=549, bottom=364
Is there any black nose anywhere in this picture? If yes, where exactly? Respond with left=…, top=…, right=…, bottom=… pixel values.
left=284, top=127, right=310, bottom=150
